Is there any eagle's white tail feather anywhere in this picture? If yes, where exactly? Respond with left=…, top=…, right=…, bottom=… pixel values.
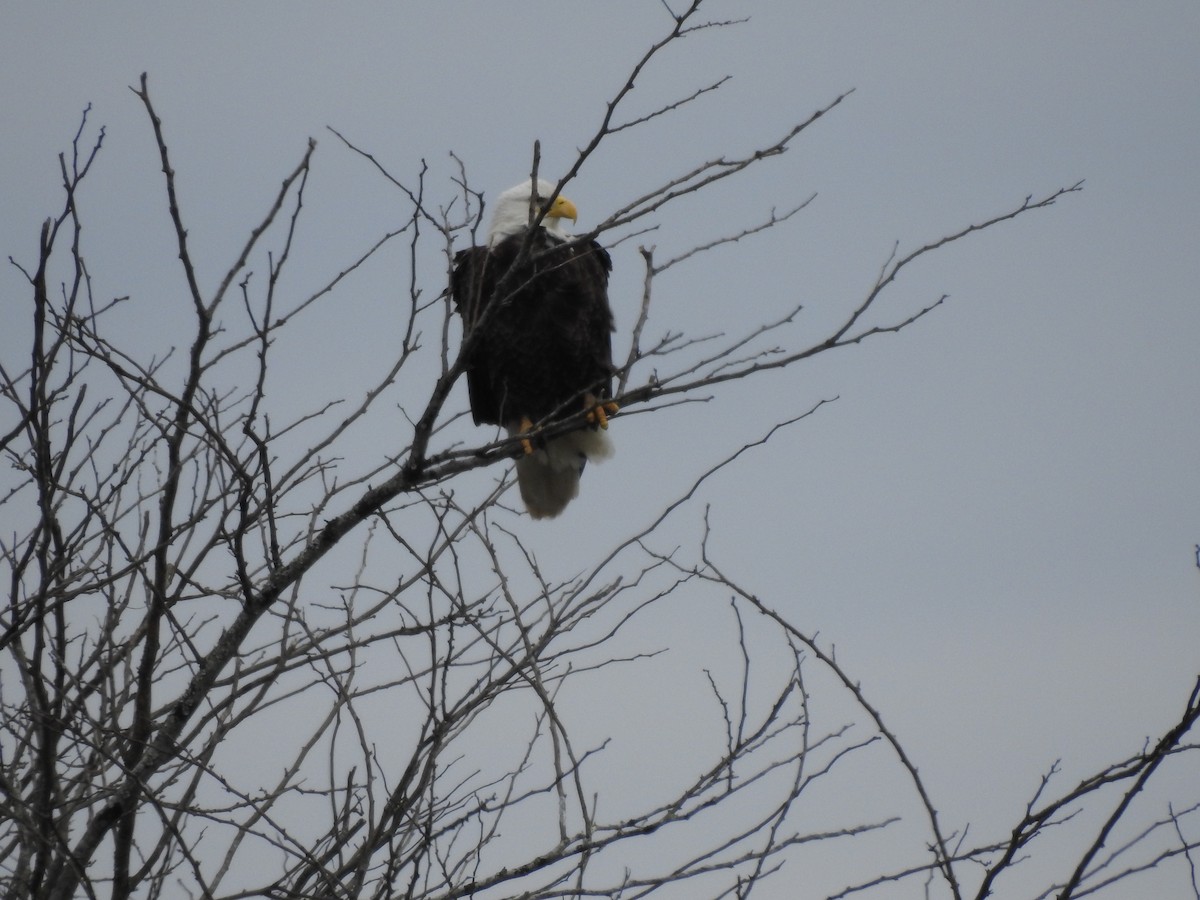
left=510, top=428, right=614, bottom=520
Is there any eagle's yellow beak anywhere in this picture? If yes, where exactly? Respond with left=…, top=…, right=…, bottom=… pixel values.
left=547, top=194, right=578, bottom=223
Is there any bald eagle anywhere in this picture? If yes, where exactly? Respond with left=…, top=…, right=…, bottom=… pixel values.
left=451, top=179, right=617, bottom=519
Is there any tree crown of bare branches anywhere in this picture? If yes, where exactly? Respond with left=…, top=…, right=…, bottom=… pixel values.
left=3, top=5, right=1196, bottom=900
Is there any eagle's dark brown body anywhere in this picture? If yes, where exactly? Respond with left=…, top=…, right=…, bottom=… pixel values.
left=451, top=228, right=615, bottom=429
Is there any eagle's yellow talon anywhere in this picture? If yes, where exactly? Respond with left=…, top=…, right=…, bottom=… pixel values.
left=584, top=396, right=619, bottom=430
left=517, top=416, right=536, bottom=455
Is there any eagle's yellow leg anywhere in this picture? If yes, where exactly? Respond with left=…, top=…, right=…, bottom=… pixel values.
left=517, top=415, right=536, bottom=456
left=584, top=394, right=620, bottom=430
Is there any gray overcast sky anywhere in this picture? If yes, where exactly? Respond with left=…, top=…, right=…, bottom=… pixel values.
left=3, top=2, right=1199, bottom=896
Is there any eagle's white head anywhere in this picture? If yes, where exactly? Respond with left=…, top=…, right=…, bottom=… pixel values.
left=487, top=178, right=578, bottom=246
